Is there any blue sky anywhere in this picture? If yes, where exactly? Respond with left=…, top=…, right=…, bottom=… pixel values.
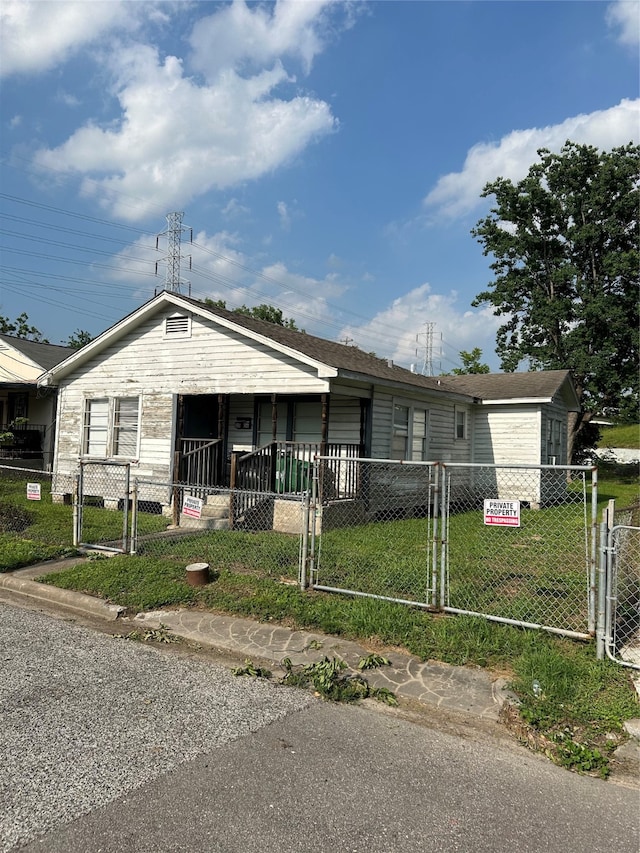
left=1, top=0, right=638, bottom=372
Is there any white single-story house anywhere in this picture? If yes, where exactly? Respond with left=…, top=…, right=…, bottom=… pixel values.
left=0, top=334, right=74, bottom=468
left=37, top=292, right=580, bottom=517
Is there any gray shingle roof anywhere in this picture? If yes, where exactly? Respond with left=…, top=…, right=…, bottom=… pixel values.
left=439, top=370, right=574, bottom=401
left=182, top=296, right=455, bottom=394
left=0, top=335, right=75, bottom=372
left=186, top=299, right=576, bottom=404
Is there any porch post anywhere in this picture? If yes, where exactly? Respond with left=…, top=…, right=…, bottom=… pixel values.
left=218, top=394, right=227, bottom=484
left=271, top=394, right=278, bottom=441
left=320, top=393, right=329, bottom=456
left=172, top=394, right=185, bottom=526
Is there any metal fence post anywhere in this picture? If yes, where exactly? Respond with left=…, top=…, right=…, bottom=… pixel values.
left=439, top=463, right=448, bottom=610
left=72, top=471, right=80, bottom=548
left=130, top=478, right=138, bottom=555
left=588, top=467, right=598, bottom=634
left=300, top=489, right=310, bottom=590
left=596, top=518, right=608, bottom=659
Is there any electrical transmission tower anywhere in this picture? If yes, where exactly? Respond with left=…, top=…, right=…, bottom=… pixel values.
left=417, top=322, right=435, bottom=376
left=155, top=212, right=193, bottom=295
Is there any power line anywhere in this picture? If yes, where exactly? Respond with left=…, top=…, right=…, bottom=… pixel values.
left=0, top=192, right=473, bottom=370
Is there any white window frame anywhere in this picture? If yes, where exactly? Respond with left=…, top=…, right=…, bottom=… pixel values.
left=82, top=396, right=140, bottom=459
left=392, top=400, right=428, bottom=461
left=454, top=407, right=468, bottom=440
left=546, top=417, right=563, bottom=464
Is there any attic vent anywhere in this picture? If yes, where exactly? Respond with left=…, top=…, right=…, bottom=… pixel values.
left=164, top=315, right=191, bottom=338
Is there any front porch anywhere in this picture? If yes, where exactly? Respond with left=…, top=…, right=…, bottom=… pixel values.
left=174, top=391, right=368, bottom=503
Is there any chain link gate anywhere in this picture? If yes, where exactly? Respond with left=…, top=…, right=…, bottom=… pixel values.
left=602, top=524, right=640, bottom=669
left=440, top=463, right=597, bottom=638
left=305, top=460, right=597, bottom=640
left=307, top=457, right=439, bottom=608
left=76, top=461, right=132, bottom=553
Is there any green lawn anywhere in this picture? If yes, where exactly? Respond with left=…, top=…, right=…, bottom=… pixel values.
left=599, top=423, right=640, bottom=450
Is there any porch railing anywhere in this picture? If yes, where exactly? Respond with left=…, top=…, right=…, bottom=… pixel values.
left=179, top=438, right=223, bottom=489
left=0, top=423, right=46, bottom=460
left=232, top=441, right=361, bottom=501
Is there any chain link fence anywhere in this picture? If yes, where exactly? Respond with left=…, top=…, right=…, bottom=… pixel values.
left=0, top=465, right=76, bottom=570
left=310, top=458, right=438, bottom=607
left=131, top=479, right=303, bottom=583
left=603, top=503, right=640, bottom=669
left=308, top=459, right=596, bottom=638
left=441, top=464, right=596, bottom=638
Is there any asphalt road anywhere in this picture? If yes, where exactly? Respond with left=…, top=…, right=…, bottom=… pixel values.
left=1, top=601, right=638, bottom=853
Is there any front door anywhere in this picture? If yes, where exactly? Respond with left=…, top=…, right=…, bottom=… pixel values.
left=177, top=395, right=226, bottom=487
left=183, top=395, right=219, bottom=439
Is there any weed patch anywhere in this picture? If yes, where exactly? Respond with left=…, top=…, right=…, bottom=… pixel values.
left=234, top=653, right=399, bottom=706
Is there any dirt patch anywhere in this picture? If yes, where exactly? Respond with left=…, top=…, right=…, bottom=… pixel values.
left=0, top=502, right=34, bottom=533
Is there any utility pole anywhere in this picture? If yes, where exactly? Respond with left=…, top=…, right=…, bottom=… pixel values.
left=155, top=212, right=193, bottom=295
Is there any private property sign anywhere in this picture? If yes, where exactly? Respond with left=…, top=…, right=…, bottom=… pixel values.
left=483, top=499, right=520, bottom=527
left=182, top=495, right=203, bottom=519
left=26, top=482, right=41, bottom=501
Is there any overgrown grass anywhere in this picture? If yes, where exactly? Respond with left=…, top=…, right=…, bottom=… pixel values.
left=599, top=424, right=640, bottom=450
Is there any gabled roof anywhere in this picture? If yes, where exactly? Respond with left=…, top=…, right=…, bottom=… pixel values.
left=0, top=334, right=75, bottom=374
left=38, top=292, right=470, bottom=398
left=442, top=370, right=581, bottom=410
left=38, top=291, right=580, bottom=409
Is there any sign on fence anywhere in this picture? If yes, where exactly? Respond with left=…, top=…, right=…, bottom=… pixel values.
left=483, top=499, right=520, bottom=527
left=182, top=495, right=203, bottom=519
left=26, top=482, right=41, bottom=501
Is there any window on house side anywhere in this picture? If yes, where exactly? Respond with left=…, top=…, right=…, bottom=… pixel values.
left=83, top=399, right=109, bottom=456
left=411, top=409, right=427, bottom=461
left=455, top=409, right=467, bottom=440
left=392, top=404, right=428, bottom=461
left=83, top=397, right=140, bottom=458
left=113, top=398, right=140, bottom=456
left=391, top=404, right=409, bottom=460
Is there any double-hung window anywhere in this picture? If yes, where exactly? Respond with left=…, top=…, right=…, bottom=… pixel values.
left=455, top=408, right=467, bottom=440
left=83, top=397, right=140, bottom=458
left=547, top=417, right=563, bottom=464
left=392, top=403, right=428, bottom=461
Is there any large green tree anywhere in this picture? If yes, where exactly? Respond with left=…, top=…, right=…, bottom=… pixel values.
left=451, top=348, right=490, bottom=375
left=472, top=141, right=639, bottom=457
left=203, top=298, right=301, bottom=330
left=0, top=312, right=48, bottom=342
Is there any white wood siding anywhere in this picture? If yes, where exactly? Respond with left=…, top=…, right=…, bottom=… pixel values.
left=52, top=309, right=331, bottom=482
left=471, top=405, right=542, bottom=465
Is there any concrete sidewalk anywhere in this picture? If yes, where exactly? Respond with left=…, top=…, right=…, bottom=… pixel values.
left=1, top=558, right=507, bottom=726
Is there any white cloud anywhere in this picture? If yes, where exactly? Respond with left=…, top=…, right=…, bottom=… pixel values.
left=222, top=198, right=250, bottom=219
left=33, top=42, right=337, bottom=221
left=188, top=0, right=334, bottom=80
left=0, top=0, right=135, bottom=77
left=606, top=0, right=640, bottom=46
left=277, top=201, right=292, bottom=231
left=338, top=284, right=503, bottom=371
left=424, top=99, right=640, bottom=219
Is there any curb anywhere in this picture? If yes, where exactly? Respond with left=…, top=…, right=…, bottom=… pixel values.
left=0, top=573, right=125, bottom=621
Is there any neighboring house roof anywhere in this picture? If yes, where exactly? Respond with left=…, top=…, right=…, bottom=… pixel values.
left=37, top=291, right=580, bottom=409
left=0, top=334, right=75, bottom=383
left=442, top=370, right=581, bottom=410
